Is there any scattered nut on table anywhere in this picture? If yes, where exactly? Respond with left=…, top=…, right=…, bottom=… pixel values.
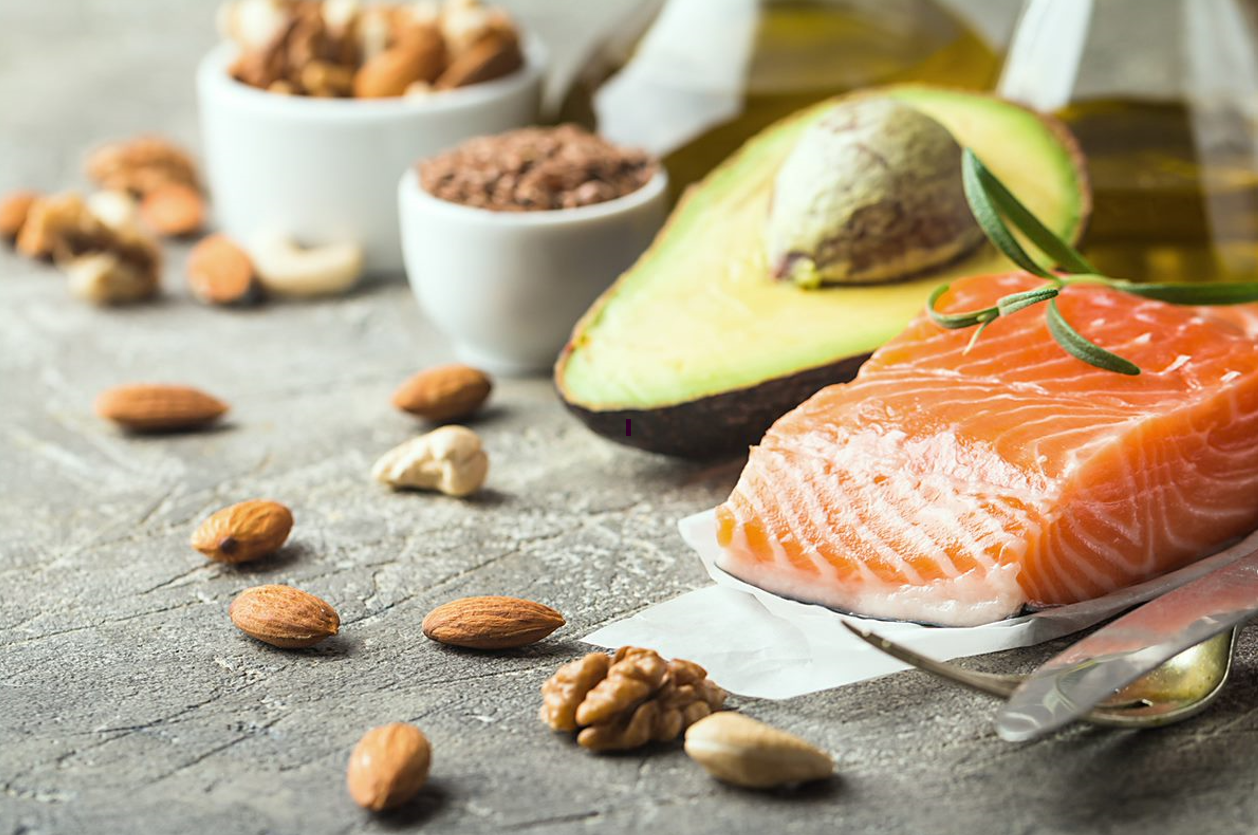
left=85, top=190, right=141, bottom=232
left=139, top=182, right=205, bottom=238
left=372, top=425, right=488, bottom=497
left=94, top=383, right=229, bottom=432
left=392, top=363, right=492, bottom=421
left=251, top=234, right=364, bottom=297
left=229, top=584, right=340, bottom=648
left=65, top=252, right=158, bottom=305
left=191, top=499, right=293, bottom=564
left=187, top=233, right=259, bottom=305
left=85, top=135, right=200, bottom=196
left=0, top=190, right=40, bottom=241
left=422, top=595, right=564, bottom=649
left=684, top=712, right=833, bottom=790
left=16, top=191, right=161, bottom=303
left=540, top=646, right=727, bottom=752
left=347, top=722, right=432, bottom=812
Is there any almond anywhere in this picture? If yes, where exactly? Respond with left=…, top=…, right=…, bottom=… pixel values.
left=434, top=25, right=522, bottom=90
left=140, top=182, right=205, bottom=237
left=422, top=595, right=564, bottom=650
left=0, top=190, right=39, bottom=241
left=187, top=234, right=258, bottom=305
left=684, top=712, right=833, bottom=789
left=353, top=23, right=446, bottom=98
left=191, top=500, right=293, bottom=564
left=347, top=722, right=432, bottom=812
left=392, top=364, right=491, bottom=421
left=229, top=584, right=339, bottom=648
left=94, top=383, right=228, bottom=432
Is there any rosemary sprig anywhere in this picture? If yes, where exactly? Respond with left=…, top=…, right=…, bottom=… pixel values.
left=928, top=149, right=1258, bottom=374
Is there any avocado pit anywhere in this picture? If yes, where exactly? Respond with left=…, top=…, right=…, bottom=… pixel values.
left=766, top=97, right=984, bottom=288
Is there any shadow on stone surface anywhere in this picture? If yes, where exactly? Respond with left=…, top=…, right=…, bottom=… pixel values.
left=112, top=421, right=237, bottom=439
left=371, top=781, right=447, bottom=829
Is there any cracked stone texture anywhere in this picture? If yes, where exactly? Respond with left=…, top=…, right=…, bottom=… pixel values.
left=4, top=3, right=1258, bottom=835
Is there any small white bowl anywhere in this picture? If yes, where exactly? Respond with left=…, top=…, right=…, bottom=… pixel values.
left=398, top=167, right=669, bottom=375
left=196, top=39, right=545, bottom=274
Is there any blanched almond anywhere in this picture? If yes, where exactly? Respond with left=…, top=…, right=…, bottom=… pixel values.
left=684, top=712, right=833, bottom=789
left=347, top=723, right=432, bottom=811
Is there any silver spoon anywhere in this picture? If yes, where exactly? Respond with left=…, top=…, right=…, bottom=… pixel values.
left=843, top=622, right=1238, bottom=728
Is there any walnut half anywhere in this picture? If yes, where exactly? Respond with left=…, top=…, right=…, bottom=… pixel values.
left=539, top=646, right=727, bottom=753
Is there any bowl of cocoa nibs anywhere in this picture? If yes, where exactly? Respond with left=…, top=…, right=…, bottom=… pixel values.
left=197, top=0, right=546, bottom=274
left=399, top=124, right=668, bottom=375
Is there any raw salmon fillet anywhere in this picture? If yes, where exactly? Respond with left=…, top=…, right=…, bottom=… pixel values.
left=715, top=272, right=1258, bottom=626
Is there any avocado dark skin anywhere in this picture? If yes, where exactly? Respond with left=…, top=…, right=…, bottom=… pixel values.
left=558, top=352, right=869, bottom=459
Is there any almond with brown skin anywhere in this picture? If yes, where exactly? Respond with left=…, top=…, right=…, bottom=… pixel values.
left=0, top=190, right=39, bottom=241
left=347, top=722, right=432, bottom=811
left=353, top=23, right=446, bottom=98
left=94, top=383, right=228, bottom=432
left=140, top=182, right=205, bottom=238
left=187, top=234, right=258, bottom=305
left=392, top=364, right=491, bottom=421
left=229, top=584, right=339, bottom=648
left=434, top=26, right=523, bottom=90
left=422, top=596, right=564, bottom=650
left=191, top=500, right=293, bottom=564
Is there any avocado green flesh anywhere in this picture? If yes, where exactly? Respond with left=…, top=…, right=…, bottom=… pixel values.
left=560, top=87, right=1088, bottom=410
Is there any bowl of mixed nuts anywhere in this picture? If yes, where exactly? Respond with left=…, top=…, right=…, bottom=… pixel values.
left=197, top=0, right=546, bottom=274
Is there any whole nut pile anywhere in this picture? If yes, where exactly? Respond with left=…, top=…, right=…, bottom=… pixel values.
left=418, top=125, right=658, bottom=212
left=540, top=646, right=727, bottom=752
left=221, top=0, right=524, bottom=98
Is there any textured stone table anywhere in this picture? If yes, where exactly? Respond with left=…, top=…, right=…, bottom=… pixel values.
left=4, top=3, right=1258, bottom=834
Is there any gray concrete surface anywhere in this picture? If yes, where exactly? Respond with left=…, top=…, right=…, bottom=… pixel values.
left=4, top=2, right=1258, bottom=834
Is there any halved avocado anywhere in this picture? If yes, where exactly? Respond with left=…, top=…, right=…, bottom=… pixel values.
left=556, top=86, right=1091, bottom=458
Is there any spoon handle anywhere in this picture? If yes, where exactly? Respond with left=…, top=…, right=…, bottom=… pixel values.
left=842, top=622, right=1021, bottom=699
left=997, top=546, right=1258, bottom=742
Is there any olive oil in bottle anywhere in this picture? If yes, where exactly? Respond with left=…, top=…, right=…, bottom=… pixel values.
left=564, top=0, right=999, bottom=196
left=1001, top=0, right=1258, bottom=284
left=1057, top=98, right=1258, bottom=284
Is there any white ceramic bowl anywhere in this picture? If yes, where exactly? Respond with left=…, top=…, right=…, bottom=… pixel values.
left=398, top=167, right=669, bottom=375
left=196, top=39, right=545, bottom=273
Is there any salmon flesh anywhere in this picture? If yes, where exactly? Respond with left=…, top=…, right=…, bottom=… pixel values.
left=715, top=273, right=1258, bottom=626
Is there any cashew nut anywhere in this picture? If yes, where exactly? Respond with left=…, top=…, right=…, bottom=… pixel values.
left=86, top=190, right=141, bottom=233
left=321, top=0, right=360, bottom=31
left=357, top=6, right=394, bottom=61
left=217, top=0, right=289, bottom=51
left=64, top=252, right=158, bottom=305
left=251, top=234, right=363, bottom=298
left=372, top=425, right=489, bottom=497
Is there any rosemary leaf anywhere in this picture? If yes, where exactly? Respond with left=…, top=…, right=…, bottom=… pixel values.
left=963, top=317, right=996, bottom=354
left=1046, top=299, right=1141, bottom=376
left=998, top=285, right=1060, bottom=317
left=1112, top=281, right=1258, bottom=306
left=926, top=284, right=1000, bottom=329
left=964, top=150, right=1097, bottom=275
left=960, top=152, right=1054, bottom=279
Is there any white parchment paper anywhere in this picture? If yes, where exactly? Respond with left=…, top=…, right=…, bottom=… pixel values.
left=584, top=510, right=1258, bottom=699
